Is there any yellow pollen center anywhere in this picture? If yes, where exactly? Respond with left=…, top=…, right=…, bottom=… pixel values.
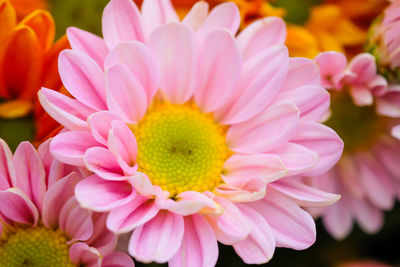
left=0, top=226, right=75, bottom=267
left=132, top=102, right=230, bottom=198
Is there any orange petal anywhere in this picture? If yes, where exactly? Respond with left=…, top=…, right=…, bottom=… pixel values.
left=0, top=25, right=42, bottom=100
left=286, top=25, right=320, bottom=58
left=8, top=0, right=47, bottom=18
left=0, top=1, right=16, bottom=42
left=19, top=9, right=55, bottom=52
left=0, top=99, right=32, bottom=119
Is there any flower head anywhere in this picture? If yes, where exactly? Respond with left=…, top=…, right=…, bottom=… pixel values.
left=305, top=51, right=400, bottom=239
left=0, top=0, right=67, bottom=148
left=0, top=139, right=134, bottom=266
left=39, top=0, right=343, bottom=265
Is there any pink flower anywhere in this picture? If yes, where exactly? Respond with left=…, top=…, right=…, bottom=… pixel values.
left=39, top=0, right=343, bottom=265
left=0, top=139, right=134, bottom=267
left=306, top=51, right=400, bottom=239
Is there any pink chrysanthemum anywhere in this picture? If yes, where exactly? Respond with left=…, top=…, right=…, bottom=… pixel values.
left=0, top=139, right=134, bottom=267
left=39, top=0, right=343, bottom=265
left=307, top=51, right=400, bottom=239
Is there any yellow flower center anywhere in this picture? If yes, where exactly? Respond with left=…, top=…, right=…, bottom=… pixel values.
left=0, top=226, right=75, bottom=267
left=325, top=90, right=389, bottom=153
left=132, top=102, right=230, bottom=198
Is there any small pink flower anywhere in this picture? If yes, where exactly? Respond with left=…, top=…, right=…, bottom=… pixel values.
left=0, top=139, right=134, bottom=267
left=39, top=0, right=343, bottom=265
left=307, top=51, right=400, bottom=239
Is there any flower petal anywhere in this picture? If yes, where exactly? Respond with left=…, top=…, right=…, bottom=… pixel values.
left=67, top=27, right=109, bottom=68
left=107, top=195, right=159, bottom=233
left=59, top=50, right=106, bottom=110
left=50, top=131, right=100, bottom=166
left=102, top=252, right=135, bottom=267
left=0, top=139, right=15, bottom=190
left=147, top=23, right=196, bottom=104
left=233, top=204, right=275, bottom=264
left=0, top=188, right=38, bottom=225
left=237, top=17, right=286, bottom=61
left=194, top=30, right=241, bottom=113
left=169, top=214, right=218, bottom=267
left=102, top=0, right=144, bottom=49
left=84, top=147, right=125, bottom=180
left=129, top=211, right=184, bottom=263
left=248, top=187, right=316, bottom=250
left=104, top=41, right=160, bottom=102
left=182, top=1, right=209, bottom=31
left=87, top=111, right=120, bottom=145
left=227, top=101, right=299, bottom=153
left=13, top=142, right=46, bottom=212
left=75, top=175, right=135, bottom=212
left=106, top=63, right=148, bottom=123
left=141, top=0, right=179, bottom=35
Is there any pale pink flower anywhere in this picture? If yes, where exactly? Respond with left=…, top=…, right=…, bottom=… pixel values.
left=39, top=0, right=343, bottom=265
left=0, top=139, right=134, bottom=267
left=307, top=51, right=400, bottom=239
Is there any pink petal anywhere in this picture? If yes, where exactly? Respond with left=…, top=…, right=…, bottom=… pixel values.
left=70, top=242, right=101, bottom=266
left=392, top=125, right=400, bottom=139
left=350, top=87, right=374, bottom=106
left=222, top=154, right=287, bottom=184
left=59, top=50, right=107, bottom=110
left=194, top=30, right=242, bottom=113
left=290, top=122, right=343, bottom=176
left=50, top=131, right=101, bottom=166
left=322, top=188, right=353, bottom=240
left=104, top=41, right=160, bottom=102
left=216, top=176, right=267, bottom=203
left=147, top=23, right=196, bottom=104
left=107, top=195, right=159, bottom=233
left=276, top=85, right=330, bottom=121
left=141, top=0, right=179, bottom=35
left=59, top=197, right=93, bottom=242
left=42, top=172, right=82, bottom=229
left=227, top=101, right=300, bottom=153
left=102, top=252, right=135, bottom=267
left=84, top=147, right=125, bottom=180
left=196, top=2, right=240, bottom=40
left=129, top=211, right=184, bottom=263
left=38, top=88, right=96, bottom=131
left=106, top=63, right=148, bottom=123
left=205, top=196, right=251, bottom=244
left=108, top=120, right=138, bottom=174
left=102, top=0, right=144, bottom=49
left=0, top=139, right=15, bottom=190
left=169, top=214, right=218, bottom=267
left=376, top=92, right=400, bottom=117
left=270, top=179, right=340, bottom=207
left=67, top=27, right=109, bottom=68
left=237, top=17, right=286, bottom=61
left=346, top=53, right=377, bottom=85
left=233, top=204, right=275, bottom=264
left=314, top=51, right=347, bottom=89
left=350, top=197, right=383, bottom=234
left=75, top=175, right=135, bottom=212
left=182, top=1, right=209, bottom=31
left=271, top=143, right=319, bottom=176
left=87, top=111, right=120, bottom=145
left=217, top=45, right=289, bottom=125
left=248, top=187, right=316, bottom=250
left=13, top=142, right=46, bottom=212
left=85, top=213, right=117, bottom=255
left=0, top=188, right=39, bottom=225
left=280, top=58, right=321, bottom=92
left=159, top=191, right=220, bottom=215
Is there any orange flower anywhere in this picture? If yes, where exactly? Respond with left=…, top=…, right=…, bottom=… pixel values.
left=0, top=0, right=67, bottom=146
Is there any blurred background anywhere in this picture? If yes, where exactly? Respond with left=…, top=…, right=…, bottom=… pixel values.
left=9, top=0, right=400, bottom=265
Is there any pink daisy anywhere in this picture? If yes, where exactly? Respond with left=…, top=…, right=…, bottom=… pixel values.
left=0, top=139, right=134, bottom=267
left=39, top=0, right=343, bottom=265
left=308, top=51, right=400, bottom=239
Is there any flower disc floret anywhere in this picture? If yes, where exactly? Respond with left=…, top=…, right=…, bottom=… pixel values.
left=132, top=102, right=229, bottom=197
left=0, top=226, right=74, bottom=267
